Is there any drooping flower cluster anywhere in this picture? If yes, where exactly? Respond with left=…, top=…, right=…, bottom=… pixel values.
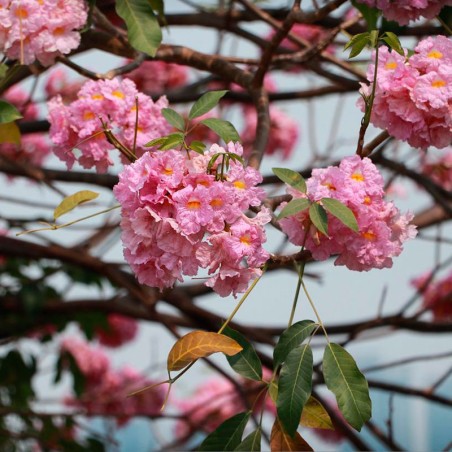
left=421, top=147, right=452, bottom=191
left=61, top=337, right=165, bottom=426
left=356, top=0, right=452, bottom=25
left=279, top=155, right=417, bottom=271
left=114, top=142, right=270, bottom=297
left=94, top=314, right=138, bottom=348
left=1, top=86, right=50, bottom=168
left=126, top=60, right=189, bottom=95
left=411, top=270, right=452, bottom=321
left=241, top=105, right=299, bottom=160
left=0, top=0, right=87, bottom=66
left=359, top=36, right=452, bottom=150
left=174, top=373, right=274, bottom=439
left=48, top=77, right=171, bottom=173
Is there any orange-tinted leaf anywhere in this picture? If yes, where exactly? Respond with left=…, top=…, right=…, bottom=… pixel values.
left=270, top=418, right=313, bottom=452
left=300, top=396, right=334, bottom=430
left=53, top=190, right=99, bottom=220
left=0, top=122, right=21, bottom=145
left=167, top=331, right=243, bottom=371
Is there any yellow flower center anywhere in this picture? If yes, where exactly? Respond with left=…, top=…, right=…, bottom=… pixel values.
left=322, top=182, right=336, bottom=191
left=362, top=231, right=377, bottom=241
left=15, top=7, right=28, bottom=18
left=210, top=198, right=223, bottom=208
left=427, top=50, right=443, bottom=59
left=351, top=173, right=365, bottom=182
left=163, top=167, right=173, bottom=176
left=240, top=235, right=251, bottom=246
left=83, top=111, right=95, bottom=121
left=91, top=94, right=104, bottom=100
left=363, top=196, right=372, bottom=205
left=233, top=180, right=246, bottom=190
left=187, top=200, right=201, bottom=210
left=53, top=26, right=65, bottom=36
left=112, top=90, right=125, bottom=99
left=431, top=79, right=446, bottom=88
left=385, top=61, right=397, bottom=70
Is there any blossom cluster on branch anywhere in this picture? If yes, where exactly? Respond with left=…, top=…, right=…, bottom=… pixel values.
left=280, top=156, right=417, bottom=271
left=356, top=0, right=452, bottom=25
left=359, top=36, right=452, bottom=150
left=114, top=143, right=270, bottom=297
left=0, top=0, right=87, bottom=65
left=48, top=77, right=171, bottom=173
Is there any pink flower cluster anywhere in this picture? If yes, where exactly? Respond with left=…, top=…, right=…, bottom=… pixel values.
left=114, top=142, right=270, bottom=297
left=0, top=0, right=87, bottom=66
left=279, top=156, right=417, bottom=271
left=95, top=314, right=138, bottom=348
left=1, top=86, right=50, bottom=168
left=174, top=374, right=274, bottom=439
left=359, top=36, right=452, bottom=150
left=356, top=0, right=452, bottom=25
left=48, top=77, right=171, bottom=173
left=412, top=270, right=452, bottom=321
left=61, top=337, right=165, bottom=426
left=421, top=147, right=452, bottom=191
left=241, top=105, right=299, bottom=160
left=126, top=60, right=189, bottom=95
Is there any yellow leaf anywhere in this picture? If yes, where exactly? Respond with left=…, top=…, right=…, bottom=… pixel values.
left=270, top=418, right=313, bottom=452
left=53, top=190, right=99, bottom=220
left=269, top=379, right=278, bottom=404
left=300, top=396, right=334, bottom=430
left=0, top=122, right=21, bottom=145
left=167, top=331, right=243, bottom=371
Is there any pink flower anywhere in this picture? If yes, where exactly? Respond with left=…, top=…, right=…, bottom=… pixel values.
left=421, top=147, right=452, bottom=190
left=126, top=60, right=188, bottom=94
left=60, top=337, right=110, bottom=385
left=279, top=156, right=417, bottom=271
left=48, top=78, right=171, bottom=173
left=95, top=314, right=139, bottom=348
left=355, top=0, right=452, bottom=25
left=114, top=143, right=270, bottom=297
left=174, top=374, right=274, bottom=440
left=359, top=37, right=452, bottom=150
left=0, top=0, right=87, bottom=65
left=412, top=270, right=452, bottom=321
left=241, top=106, right=299, bottom=160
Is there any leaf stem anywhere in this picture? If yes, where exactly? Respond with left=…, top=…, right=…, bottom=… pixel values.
left=16, top=205, right=120, bottom=236
left=288, top=261, right=304, bottom=328
left=217, top=266, right=266, bottom=334
left=300, top=277, right=330, bottom=343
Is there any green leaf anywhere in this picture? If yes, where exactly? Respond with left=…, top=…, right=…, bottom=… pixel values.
left=145, top=136, right=168, bottom=147
left=148, top=0, right=164, bottom=18
left=0, top=100, right=22, bottom=123
left=323, top=343, right=372, bottom=431
left=234, top=428, right=261, bottom=451
left=53, top=190, right=99, bottom=220
left=0, top=121, right=21, bottom=145
left=189, top=140, right=206, bottom=154
left=300, top=396, right=334, bottom=430
left=200, top=117, right=241, bottom=143
left=199, top=412, right=250, bottom=451
left=321, top=198, right=359, bottom=232
left=272, top=168, right=307, bottom=193
left=381, top=32, right=404, bottom=56
left=223, top=327, right=262, bottom=381
left=351, top=0, right=380, bottom=30
left=273, top=320, right=316, bottom=368
left=277, top=198, right=310, bottom=220
left=309, top=203, right=328, bottom=236
left=115, top=0, right=162, bottom=57
left=344, top=32, right=370, bottom=58
left=162, top=108, right=185, bottom=131
left=277, top=345, right=313, bottom=437
left=188, top=90, right=228, bottom=120
left=159, top=132, right=185, bottom=150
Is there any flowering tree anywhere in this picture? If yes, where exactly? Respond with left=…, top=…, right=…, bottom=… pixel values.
left=0, top=0, right=451, bottom=450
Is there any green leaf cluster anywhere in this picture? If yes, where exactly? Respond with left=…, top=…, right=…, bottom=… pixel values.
left=344, top=30, right=404, bottom=59
left=147, top=91, right=240, bottom=153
